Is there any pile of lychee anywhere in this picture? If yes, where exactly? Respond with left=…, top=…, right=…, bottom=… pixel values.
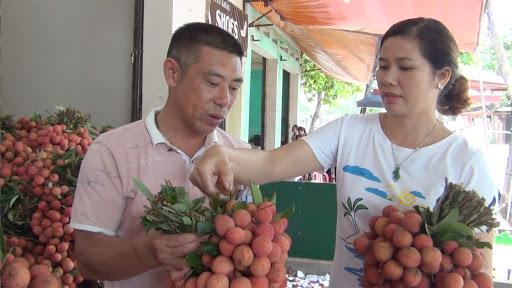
left=354, top=205, right=493, bottom=288
left=184, top=200, right=291, bottom=288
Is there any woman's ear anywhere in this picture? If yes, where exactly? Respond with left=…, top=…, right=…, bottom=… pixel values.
left=163, top=58, right=181, bottom=87
left=436, top=67, right=452, bottom=89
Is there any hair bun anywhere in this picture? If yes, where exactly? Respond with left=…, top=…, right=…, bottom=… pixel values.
left=437, top=75, right=471, bottom=116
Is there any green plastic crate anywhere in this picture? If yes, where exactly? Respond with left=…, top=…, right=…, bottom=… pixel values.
left=261, top=181, right=337, bottom=261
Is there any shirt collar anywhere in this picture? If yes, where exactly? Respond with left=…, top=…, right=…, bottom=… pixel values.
left=144, top=108, right=219, bottom=148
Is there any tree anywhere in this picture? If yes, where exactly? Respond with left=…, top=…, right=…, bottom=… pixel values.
left=459, top=52, right=475, bottom=66
left=486, top=0, right=512, bottom=223
left=486, top=0, right=512, bottom=102
left=301, top=55, right=362, bottom=132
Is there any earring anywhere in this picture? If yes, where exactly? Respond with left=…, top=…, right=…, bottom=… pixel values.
left=438, top=83, right=444, bottom=90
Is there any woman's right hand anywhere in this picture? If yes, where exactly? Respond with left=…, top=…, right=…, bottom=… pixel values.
left=191, top=145, right=234, bottom=197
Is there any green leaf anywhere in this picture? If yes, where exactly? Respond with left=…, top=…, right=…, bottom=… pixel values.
left=473, top=240, right=492, bottom=249
left=433, top=222, right=473, bottom=242
left=431, top=208, right=460, bottom=235
left=175, top=187, right=187, bottom=202
left=181, top=216, right=192, bottom=225
left=141, top=217, right=161, bottom=232
left=8, top=195, right=21, bottom=209
left=270, top=192, right=277, bottom=205
left=274, top=206, right=294, bottom=220
left=7, top=210, right=17, bottom=222
left=450, top=222, right=473, bottom=237
left=200, top=241, right=220, bottom=256
left=232, top=201, right=247, bottom=211
left=172, top=203, right=188, bottom=212
left=443, top=208, right=460, bottom=223
left=197, top=218, right=215, bottom=235
left=250, top=182, right=262, bottom=205
left=438, top=231, right=466, bottom=242
left=347, top=197, right=353, bottom=211
left=185, top=252, right=205, bottom=273
left=354, top=204, right=369, bottom=213
left=161, top=186, right=176, bottom=204
left=208, top=197, right=221, bottom=211
left=191, top=197, right=206, bottom=210
left=133, top=178, right=154, bottom=201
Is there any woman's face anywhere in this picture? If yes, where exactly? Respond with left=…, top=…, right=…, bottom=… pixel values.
left=376, top=36, right=448, bottom=118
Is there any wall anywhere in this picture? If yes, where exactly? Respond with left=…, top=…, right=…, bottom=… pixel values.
left=141, top=0, right=207, bottom=117
left=0, top=0, right=134, bottom=127
left=141, top=0, right=171, bottom=117
left=243, top=5, right=301, bottom=147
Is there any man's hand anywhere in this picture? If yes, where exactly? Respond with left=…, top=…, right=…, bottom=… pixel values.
left=150, top=233, right=200, bottom=270
left=168, top=268, right=190, bottom=288
left=148, top=232, right=199, bottom=288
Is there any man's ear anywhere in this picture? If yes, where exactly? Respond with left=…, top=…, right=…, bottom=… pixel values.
left=436, top=67, right=452, bottom=88
left=163, top=58, right=181, bottom=87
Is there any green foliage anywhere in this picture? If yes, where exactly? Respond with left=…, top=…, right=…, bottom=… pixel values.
left=418, top=207, right=492, bottom=249
left=0, top=115, right=16, bottom=137
left=414, top=179, right=498, bottom=249
left=301, top=55, right=362, bottom=106
left=250, top=182, right=263, bottom=205
left=0, top=180, right=38, bottom=240
left=199, top=241, right=220, bottom=256
left=479, top=36, right=512, bottom=72
left=500, top=95, right=512, bottom=106
left=274, top=206, right=295, bottom=221
left=459, top=52, right=475, bottom=65
left=431, top=181, right=499, bottom=231
left=136, top=179, right=213, bottom=234
left=185, top=252, right=206, bottom=274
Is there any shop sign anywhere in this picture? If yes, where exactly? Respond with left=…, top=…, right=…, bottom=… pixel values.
left=207, top=0, right=248, bottom=54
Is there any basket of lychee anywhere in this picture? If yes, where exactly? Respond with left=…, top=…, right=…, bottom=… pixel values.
left=135, top=180, right=293, bottom=287
left=353, top=179, right=499, bottom=288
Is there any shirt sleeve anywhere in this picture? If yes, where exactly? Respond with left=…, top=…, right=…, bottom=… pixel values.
left=70, top=141, right=126, bottom=236
left=301, top=118, right=343, bottom=170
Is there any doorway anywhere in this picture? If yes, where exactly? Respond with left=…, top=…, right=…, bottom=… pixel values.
left=248, top=52, right=266, bottom=149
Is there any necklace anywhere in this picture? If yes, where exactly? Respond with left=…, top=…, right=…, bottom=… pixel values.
left=386, top=117, right=439, bottom=182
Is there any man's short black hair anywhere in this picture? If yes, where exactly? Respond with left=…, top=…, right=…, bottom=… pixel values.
left=167, top=22, right=244, bottom=73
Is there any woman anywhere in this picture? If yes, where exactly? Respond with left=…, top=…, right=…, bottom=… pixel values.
left=191, top=18, right=499, bottom=287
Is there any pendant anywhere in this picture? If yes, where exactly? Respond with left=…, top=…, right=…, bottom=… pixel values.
left=392, top=164, right=400, bottom=182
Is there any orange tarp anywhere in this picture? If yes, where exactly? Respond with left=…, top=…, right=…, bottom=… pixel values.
left=251, top=0, right=486, bottom=83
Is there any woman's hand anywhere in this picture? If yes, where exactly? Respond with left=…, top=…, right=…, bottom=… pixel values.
left=191, top=145, right=234, bottom=197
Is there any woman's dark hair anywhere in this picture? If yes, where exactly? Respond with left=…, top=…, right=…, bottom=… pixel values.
left=381, top=18, right=471, bottom=115
left=167, top=22, right=244, bottom=74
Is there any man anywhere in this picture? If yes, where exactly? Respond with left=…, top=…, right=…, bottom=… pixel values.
left=70, top=22, right=249, bottom=287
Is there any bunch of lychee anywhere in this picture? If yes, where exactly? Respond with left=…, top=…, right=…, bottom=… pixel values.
left=1, top=113, right=96, bottom=288
left=184, top=200, right=291, bottom=288
left=353, top=205, right=493, bottom=288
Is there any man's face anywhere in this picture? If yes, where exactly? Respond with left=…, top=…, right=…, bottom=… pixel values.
left=165, top=46, right=243, bottom=136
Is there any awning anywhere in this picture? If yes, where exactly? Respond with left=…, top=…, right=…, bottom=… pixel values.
left=250, top=0, right=486, bottom=83
left=469, top=89, right=502, bottom=105
left=462, top=66, right=509, bottom=92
